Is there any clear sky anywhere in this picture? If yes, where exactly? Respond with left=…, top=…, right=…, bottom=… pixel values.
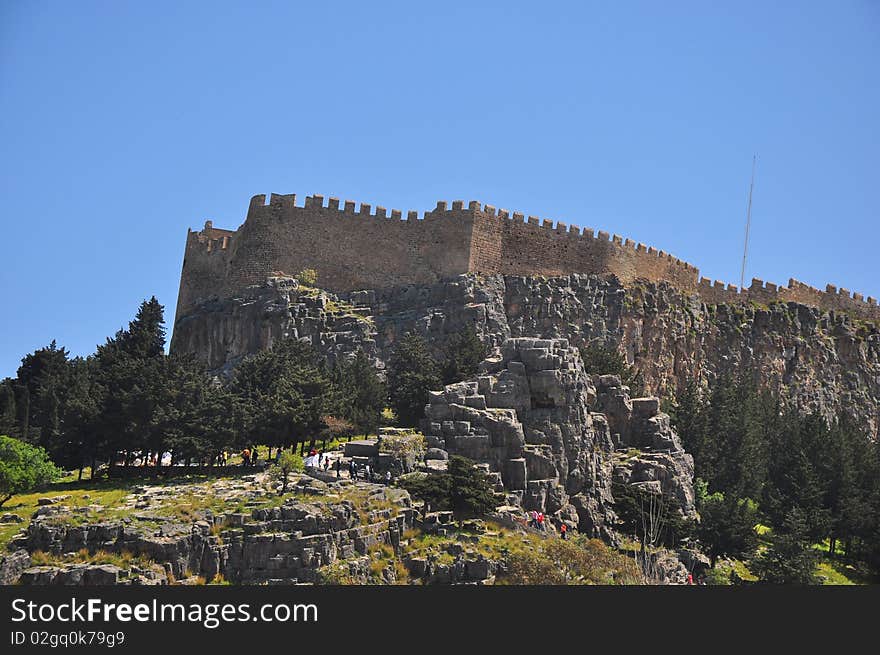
left=1, top=1, right=878, bottom=378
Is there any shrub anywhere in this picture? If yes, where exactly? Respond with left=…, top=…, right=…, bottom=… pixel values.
left=297, top=269, right=318, bottom=286
left=378, top=433, right=426, bottom=460
left=271, top=450, right=304, bottom=494
left=504, top=537, right=641, bottom=585
left=0, top=435, right=62, bottom=507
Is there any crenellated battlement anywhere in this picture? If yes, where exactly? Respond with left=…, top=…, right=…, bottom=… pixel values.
left=175, top=192, right=880, bottom=324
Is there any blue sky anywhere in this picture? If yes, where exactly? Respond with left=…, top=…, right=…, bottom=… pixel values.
left=1, top=1, right=878, bottom=377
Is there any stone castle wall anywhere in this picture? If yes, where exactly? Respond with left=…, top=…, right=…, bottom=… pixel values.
left=175, top=192, right=880, bottom=324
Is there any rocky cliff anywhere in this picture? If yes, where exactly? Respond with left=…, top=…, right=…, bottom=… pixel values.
left=421, top=337, right=695, bottom=539
left=172, top=273, right=880, bottom=437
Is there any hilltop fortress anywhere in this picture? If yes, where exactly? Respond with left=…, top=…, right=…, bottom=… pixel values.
left=175, top=192, right=879, bottom=324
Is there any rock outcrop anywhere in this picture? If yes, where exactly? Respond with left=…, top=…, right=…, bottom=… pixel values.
left=173, top=273, right=880, bottom=436
left=170, top=275, right=377, bottom=375
left=14, top=478, right=414, bottom=586
left=421, top=337, right=695, bottom=539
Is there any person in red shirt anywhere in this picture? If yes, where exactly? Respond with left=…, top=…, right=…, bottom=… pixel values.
left=560, top=523, right=568, bottom=539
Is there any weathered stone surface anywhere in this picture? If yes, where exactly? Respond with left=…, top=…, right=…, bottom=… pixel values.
left=19, top=564, right=122, bottom=586
left=343, top=440, right=379, bottom=457
left=0, top=550, right=31, bottom=584
left=421, top=337, right=695, bottom=539
left=425, top=448, right=448, bottom=461
left=16, top=477, right=415, bottom=586
left=173, top=273, right=880, bottom=437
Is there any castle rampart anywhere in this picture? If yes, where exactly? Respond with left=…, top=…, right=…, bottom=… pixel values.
left=174, top=192, right=880, bottom=324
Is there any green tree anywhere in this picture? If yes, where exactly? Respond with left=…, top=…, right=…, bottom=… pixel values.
left=447, top=455, right=497, bottom=522
left=231, top=339, right=334, bottom=453
left=0, top=379, right=18, bottom=438
left=399, top=455, right=497, bottom=521
left=333, top=349, right=386, bottom=437
left=271, top=450, right=304, bottom=494
left=297, top=269, right=318, bottom=286
left=764, top=410, right=831, bottom=541
left=579, top=341, right=644, bottom=395
left=751, top=509, right=819, bottom=584
left=117, top=296, right=166, bottom=360
left=57, top=357, right=102, bottom=476
left=694, top=481, right=759, bottom=568
left=387, top=333, right=442, bottom=428
left=93, top=297, right=169, bottom=469
left=0, top=435, right=62, bottom=507
left=16, top=340, right=70, bottom=452
left=441, top=325, right=487, bottom=384
left=397, top=472, right=450, bottom=514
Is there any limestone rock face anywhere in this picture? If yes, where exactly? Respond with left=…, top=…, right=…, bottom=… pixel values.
left=170, top=275, right=377, bottom=375
left=172, top=273, right=880, bottom=437
left=14, top=478, right=414, bottom=586
left=0, top=550, right=31, bottom=584
left=421, top=337, right=695, bottom=538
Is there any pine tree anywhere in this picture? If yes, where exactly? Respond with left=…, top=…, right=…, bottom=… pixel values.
left=579, top=341, right=644, bottom=395
left=0, top=378, right=18, bottom=437
left=231, top=339, right=334, bottom=453
left=752, top=509, right=819, bottom=584
left=387, top=333, right=442, bottom=428
left=15, top=341, right=70, bottom=451
left=441, top=325, right=487, bottom=384
left=399, top=455, right=497, bottom=522
left=94, top=298, right=171, bottom=469
left=694, top=481, right=759, bottom=568
left=119, top=297, right=166, bottom=359
left=448, top=455, right=497, bottom=523
left=333, top=350, right=385, bottom=437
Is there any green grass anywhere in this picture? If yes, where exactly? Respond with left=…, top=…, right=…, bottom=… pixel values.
left=708, top=524, right=878, bottom=585
left=401, top=522, right=544, bottom=565
left=0, top=480, right=133, bottom=551
left=29, top=547, right=160, bottom=572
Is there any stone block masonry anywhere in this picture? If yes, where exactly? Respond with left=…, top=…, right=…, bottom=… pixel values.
left=174, top=192, right=880, bottom=325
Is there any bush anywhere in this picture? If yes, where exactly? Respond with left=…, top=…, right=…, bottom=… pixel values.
left=271, top=450, right=304, bottom=494
left=0, top=435, right=61, bottom=506
left=504, top=537, right=641, bottom=585
left=399, top=455, right=497, bottom=521
left=297, top=269, right=318, bottom=286
left=321, top=415, right=356, bottom=440
left=378, top=433, right=426, bottom=460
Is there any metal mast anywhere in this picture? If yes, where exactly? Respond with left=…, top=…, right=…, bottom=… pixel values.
left=740, top=155, right=757, bottom=290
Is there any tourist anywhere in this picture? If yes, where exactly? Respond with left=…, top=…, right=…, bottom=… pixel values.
left=560, top=523, right=567, bottom=540
left=241, top=447, right=251, bottom=467
left=335, top=458, right=341, bottom=478
left=529, top=510, right=538, bottom=529
left=537, top=512, right=545, bottom=531
left=385, top=470, right=392, bottom=485
left=251, top=446, right=259, bottom=466
left=349, top=460, right=357, bottom=480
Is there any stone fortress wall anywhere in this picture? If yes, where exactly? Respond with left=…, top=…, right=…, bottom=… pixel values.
left=175, top=192, right=880, bottom=323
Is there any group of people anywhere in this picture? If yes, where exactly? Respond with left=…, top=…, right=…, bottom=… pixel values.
left=348, top=459, right=393, bottom=484
left=528, top=510, right=547, bottom=531
left=528, top=510, right=569, bottom=539
left=239, top=446, right=260, bottom=467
